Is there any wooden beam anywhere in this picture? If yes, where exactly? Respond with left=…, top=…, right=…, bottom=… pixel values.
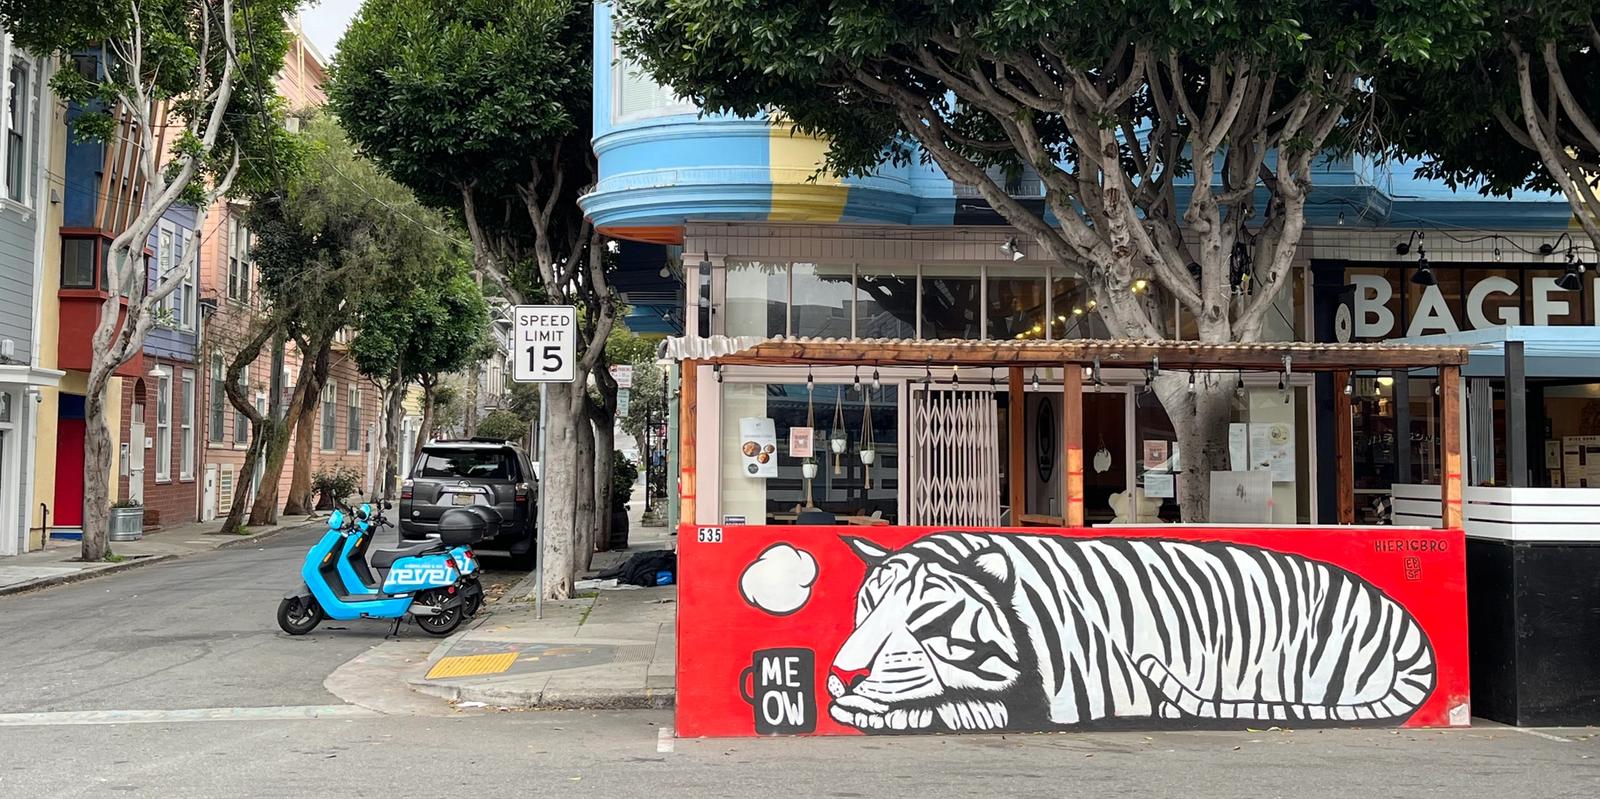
left=679, top=360, right=698, bottom=527
left=1440, top=365, right=1463, bottom=530
left=1334, top=370, right=1355, bottom=525
left=1008, top=367, right=1026, bottom=521
left=1063, top=365, right=1084, bottom=527
left=711, top=339, right=1470, bottom=372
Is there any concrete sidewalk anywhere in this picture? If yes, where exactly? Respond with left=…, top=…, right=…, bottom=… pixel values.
left=0, top=515, right=323, bottom=596
left=405, top=502, right=678, bottom=711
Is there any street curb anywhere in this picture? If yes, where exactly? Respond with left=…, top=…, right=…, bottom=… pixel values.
left=406, top=677, right=675, bottom=710
left=0, top=553, right=178, bottom=598
left=212, top=518, right=321, bottom=551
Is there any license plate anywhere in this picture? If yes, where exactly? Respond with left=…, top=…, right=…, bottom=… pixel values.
left=452, top=493, right=475, bottom=506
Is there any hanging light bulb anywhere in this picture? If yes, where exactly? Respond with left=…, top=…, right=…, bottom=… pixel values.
left=1187, top=371, right=1197, bottom=394
left=1234, top=372, right=1245, bottom=399
left=871, top=368, right=881, bottom=390
left=1343, top=380, right=1354, bottom=397
left=1152, top=357, right=1161, bottom=377
left=1556, top=252, right=1585, bottom=291
left=951, top=365, right=960, bottom=387
left=1031, top=370, right=1040, bottom=391
left=806, top=367, right=814, bottom=390
left=853, top=366, right=862, bottom=393
left=714, top=364, right=724, bottom=383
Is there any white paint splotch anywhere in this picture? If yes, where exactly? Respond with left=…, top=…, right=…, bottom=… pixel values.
left=739, top=544, right=818, bottom=616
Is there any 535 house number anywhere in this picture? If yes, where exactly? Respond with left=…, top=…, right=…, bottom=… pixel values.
left=697, top=528, right=724, bottom=544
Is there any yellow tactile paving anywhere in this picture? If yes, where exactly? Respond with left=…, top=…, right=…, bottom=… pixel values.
left=425, top=652, right=520, bottom=680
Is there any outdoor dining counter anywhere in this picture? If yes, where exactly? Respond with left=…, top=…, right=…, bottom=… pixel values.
left=674, top=522, right=1469, bottom=738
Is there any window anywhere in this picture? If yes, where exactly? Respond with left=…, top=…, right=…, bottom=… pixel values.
left=233, top=365, right=249, bottom=443
left=724, top=260, right=787, bottom=337
left=856, top=265, right=917, bottom=339
left=157, top=223, right=175, bottom=324
left=5, top=53, right=35, bottom=205
left=209, top=353, right=225, bottom=442
left=612, top=42, right=694, bottom=122
left=789, top=263, right=854, bottom=338
left=415, top=448, right=517, bottom=480
left=180, top=371, right=195, bottom=479
left=987, top=264, right=1047, bottom=341
left=227, top=216, right=252, bottom=302
left=62, top=238, right=99, bottom=289
left=346, top=385, right=360, bottom=452
left=921, top=265, right=982, bottom=340
left=321, top=380, right=337, bottom=450
left=155, top=374, right=172, bottom=481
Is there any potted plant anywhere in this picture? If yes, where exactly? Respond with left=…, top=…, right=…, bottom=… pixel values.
left=312, top=467, right=362, bottom=511
left=110, top=498, right=144, bottom=542
left=609, top=454, right=639, bottom=549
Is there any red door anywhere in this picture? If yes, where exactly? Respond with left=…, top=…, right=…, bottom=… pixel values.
left=54, top=417, right=86, bottom=528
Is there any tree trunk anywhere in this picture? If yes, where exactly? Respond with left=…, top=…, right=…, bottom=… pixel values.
left=246, top=419, right=291, bottom=526
left=539, top=381, right=581, bottom=598
left=80, top=388, right=115, bottom=561
left=382, top=374, right=407, bottom=499
left=575, top=410, right=597, bottom=572
left=592, top=403, right=617, bottom=553
left=221, top=434, right=268, bottom=535
left=464, top=363, right=480, bottom=438
left=283, top=398, right=319, bottom=515
left=284, top=344, right=332, bottom=516
left=414, top=382, right=436, bottom=466
left=1154, top=373, right=1236, bottom=523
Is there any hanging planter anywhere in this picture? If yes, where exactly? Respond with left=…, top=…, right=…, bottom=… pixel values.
left=830, top=387, right=847, bottom=475
left=802, top=460, right=819, bottom=480
left=859, top=386, right=877, bottom=488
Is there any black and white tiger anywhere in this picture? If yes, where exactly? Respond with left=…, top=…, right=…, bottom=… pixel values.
left=825, top=532, right=1435, bottom=733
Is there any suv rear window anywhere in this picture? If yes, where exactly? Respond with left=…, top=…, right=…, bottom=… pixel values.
left=415, top=449, right=518, bottom=480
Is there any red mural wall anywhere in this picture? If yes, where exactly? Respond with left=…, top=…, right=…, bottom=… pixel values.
left=677, top=524, right=1469, bottom=738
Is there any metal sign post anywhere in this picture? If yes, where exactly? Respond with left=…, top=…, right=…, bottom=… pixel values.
left=511, top=305, right=577, bottom=621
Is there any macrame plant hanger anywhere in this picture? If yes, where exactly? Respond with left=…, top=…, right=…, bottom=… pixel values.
left=804, top=377, right=817, bottom=506
left=860, top=384, right=877, bottom=488
left=830, top=385, right=847, bottom=475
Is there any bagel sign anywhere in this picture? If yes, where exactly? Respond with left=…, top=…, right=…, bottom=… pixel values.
left=1341, top=267, right=1595, bottom=341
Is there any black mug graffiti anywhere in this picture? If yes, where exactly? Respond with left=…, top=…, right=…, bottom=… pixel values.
left=739, top=647, right=816, bottom=734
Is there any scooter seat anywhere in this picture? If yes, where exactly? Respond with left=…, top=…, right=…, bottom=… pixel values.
left=371, top=542, right=445, bottom=570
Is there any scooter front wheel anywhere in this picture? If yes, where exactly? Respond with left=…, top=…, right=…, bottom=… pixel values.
left=277, top=596, right=323, bottom=635
left=414, top=590, right=464, bottom=636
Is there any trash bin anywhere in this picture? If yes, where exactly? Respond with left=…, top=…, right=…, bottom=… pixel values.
left=109, top=506, right=145, bottom=541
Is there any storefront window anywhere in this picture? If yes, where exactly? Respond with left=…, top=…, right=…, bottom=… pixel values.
left=1049, top=273, right=1110, bottom=339
left=725, top=260, right=787, bottom=337
left=855, top=265, right=916, bottom=339
left=987, top=265, right=1046, bottom=341
left=922, top=265, right=981, bottom=340
left=719, top=382, right=900, bottom=524
left=789, top=262, right=853, bottom=338
left=1134, top=382, right=1312, bottom=524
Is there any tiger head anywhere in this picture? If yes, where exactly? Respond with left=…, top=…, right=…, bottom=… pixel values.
left=828, top=536, right=1025, bottom=733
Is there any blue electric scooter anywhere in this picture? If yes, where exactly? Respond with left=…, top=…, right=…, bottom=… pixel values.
left=276, top=502, right=486, bottom=637
left=336, top=504, right=485, bottom=617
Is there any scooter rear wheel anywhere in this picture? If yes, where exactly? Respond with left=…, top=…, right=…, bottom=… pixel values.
left=463, top=580, right=484, bottom=617
left=277, top=596, right=323, bottom=635
left=415, top=590, right=464, bottom=636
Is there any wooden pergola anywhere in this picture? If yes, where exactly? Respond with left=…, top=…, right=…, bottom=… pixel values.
left=676, top=337, right=1472, bottom=530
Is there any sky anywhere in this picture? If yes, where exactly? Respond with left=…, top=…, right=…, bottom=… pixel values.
left=297, top=0, right=362, bottom=61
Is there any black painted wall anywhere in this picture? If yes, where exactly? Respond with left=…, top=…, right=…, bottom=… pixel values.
left=1468, top=539, right=1600, bottom=726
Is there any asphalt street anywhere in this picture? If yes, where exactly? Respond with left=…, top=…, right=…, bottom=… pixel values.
left=0, top=524, right=517, bottom=714
left=2, top=526, right=1597, bottom=798
left=1, top=710, right=1597, bottom=798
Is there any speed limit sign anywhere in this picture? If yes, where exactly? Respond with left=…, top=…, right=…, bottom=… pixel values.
left=512, top=305, right=577, bottom=383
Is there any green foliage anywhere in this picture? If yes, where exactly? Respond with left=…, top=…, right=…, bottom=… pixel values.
left=247, top=114, right=450, bottom=345
left=0, top=0, right=303, bottom=198
left=312, top=466, right=363, bottom=506
left=506, top=382, right=540, bottom=423
left=1373, top=1, right=1597, bottom=198
left=476, top=410, right=530, bottom=442
left=352, top=261, right=492, bottom=389
left=329, top=0, right=591, bottom=209
left=611, top=454, right=639, bottom=511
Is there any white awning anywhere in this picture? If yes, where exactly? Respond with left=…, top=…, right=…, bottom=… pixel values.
left=0, top=364, right=65, bottom=387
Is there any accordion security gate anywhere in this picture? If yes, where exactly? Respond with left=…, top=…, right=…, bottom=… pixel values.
left=909, top=386, right=1003, bottom=526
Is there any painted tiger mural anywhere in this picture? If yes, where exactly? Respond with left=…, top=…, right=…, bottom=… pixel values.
left=825, top=533, right=1437, bottom=733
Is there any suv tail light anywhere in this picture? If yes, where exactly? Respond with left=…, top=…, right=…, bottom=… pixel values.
left=401, top=479, right=414, bottom=500
left=515, top=482, right=529, bottom=503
